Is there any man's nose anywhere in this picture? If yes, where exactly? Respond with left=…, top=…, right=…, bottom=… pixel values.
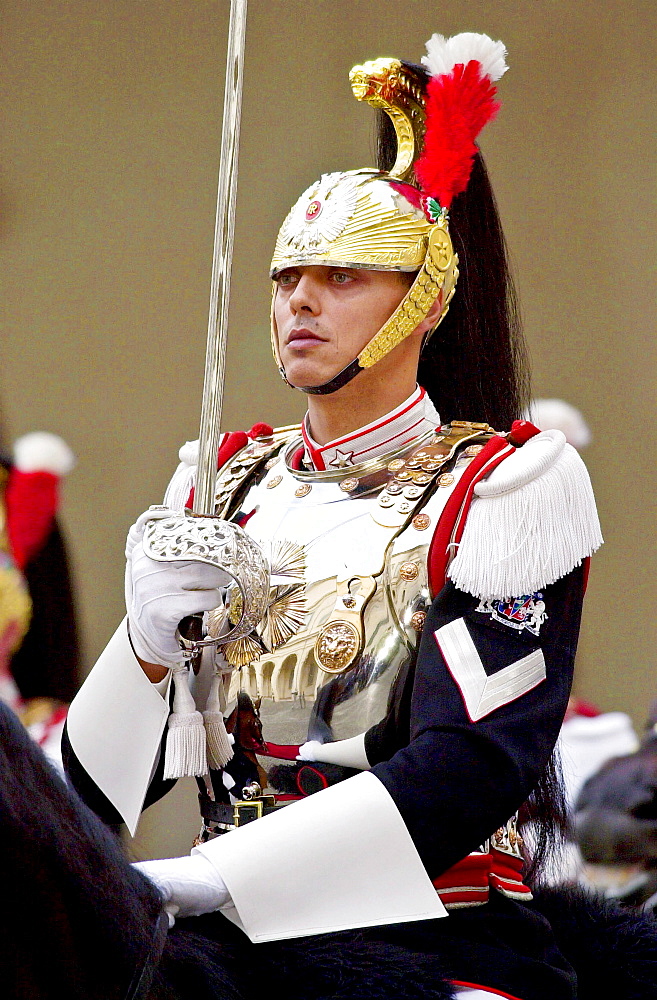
left=289, top=273, right=320, bottom=313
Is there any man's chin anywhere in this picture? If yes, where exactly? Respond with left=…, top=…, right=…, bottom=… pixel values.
left=282, top=364, right=332, bottom=390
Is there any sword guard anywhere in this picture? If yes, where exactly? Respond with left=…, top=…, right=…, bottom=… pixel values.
left=142, top=513, right=269, bottom=657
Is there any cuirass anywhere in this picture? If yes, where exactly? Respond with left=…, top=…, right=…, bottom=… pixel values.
left=218, top=423, right=492, bottom=747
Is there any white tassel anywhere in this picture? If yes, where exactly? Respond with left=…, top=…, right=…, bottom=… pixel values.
left=422, top=32, right=508, bottom=82
left=163, top=665, right=207, bottom=779
left=449, top=433, right=603, bottom=601
left=203, top=671, right=234, bottom=770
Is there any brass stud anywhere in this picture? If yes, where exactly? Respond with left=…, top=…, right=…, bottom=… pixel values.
left=422, top=460, right=443, bottom=472
left=432, top=434, right=445, bottom=445
left=464, top=444, right=484, bottom=457
left=397, top=500, right=413, bottom=514
left=386, top=481, right=404, bottom=495
left=387, top=459, right=405, bottom=472
left=404, top=459, right=424, bottom=469
left=403, top=485, right=424, bottom=500
left=378, top=493, right=395, bottom=507
left=339, top=477, right=358, bottom=493
left=294, top=484, right=312, bottom=497
left=413, top=473, right=432, bottom=485
left=400, top=562, right=420, bottom=581
left=411, top=610, right=427, bottom=631
left=395, top=470, right=413, bottom=481
left=438, top=473, right=455, bottom=487
left=266, top=475, right=283, bottom=489
left=412, top=513, right=431, bottom=531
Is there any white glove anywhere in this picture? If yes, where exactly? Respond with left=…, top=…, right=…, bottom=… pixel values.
left=132, top=854, right=231, bottom=925
left=297, top=733, right=370, bottom=770
left=125, top=507, right=231, bottom=667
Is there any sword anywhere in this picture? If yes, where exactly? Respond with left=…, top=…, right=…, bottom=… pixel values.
left=143, top=0, right=268, bottom=655
left=194, top=0, right=247, bottom=517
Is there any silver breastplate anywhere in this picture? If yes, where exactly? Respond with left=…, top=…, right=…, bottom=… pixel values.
left=220, top=423, right=491, bottom=746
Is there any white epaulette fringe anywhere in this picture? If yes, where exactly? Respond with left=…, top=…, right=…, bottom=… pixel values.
left=448, top=429, right=603, bottom=600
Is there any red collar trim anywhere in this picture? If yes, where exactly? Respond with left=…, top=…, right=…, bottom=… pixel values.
left=301, top=420, right=326, bottom=470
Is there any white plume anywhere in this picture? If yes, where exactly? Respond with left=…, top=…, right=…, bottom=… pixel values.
left=13, top=432, right=75, bottom=475
left=422, top=32, right=508, bottom=82
left=524, top=399, right=592, bottom=450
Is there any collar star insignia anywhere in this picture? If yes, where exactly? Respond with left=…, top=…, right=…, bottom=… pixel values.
left=329, top=449, right=355, bottom=468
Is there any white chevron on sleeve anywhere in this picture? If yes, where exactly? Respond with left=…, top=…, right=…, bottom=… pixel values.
left=434, top=618, right=546, bottom=721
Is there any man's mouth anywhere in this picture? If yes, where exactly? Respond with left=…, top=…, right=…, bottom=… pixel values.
left=286, top=328, right=326, bottom=348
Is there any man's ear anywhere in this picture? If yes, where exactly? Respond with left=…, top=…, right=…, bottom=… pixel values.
left=413, top=286, right=445, bottom=341
left=425, top=286, right=445, bottom=327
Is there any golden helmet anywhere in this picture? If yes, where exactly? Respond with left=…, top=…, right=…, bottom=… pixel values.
left=270, top=36, right=507, bottom=394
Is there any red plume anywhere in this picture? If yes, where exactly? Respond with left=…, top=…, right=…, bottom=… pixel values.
left=5, top=433, right=75, bottom=571
left=416, top=59, right=500, bottom=210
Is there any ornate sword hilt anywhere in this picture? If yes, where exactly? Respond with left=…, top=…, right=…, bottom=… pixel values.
left=142, top=512, right=269, bottom=657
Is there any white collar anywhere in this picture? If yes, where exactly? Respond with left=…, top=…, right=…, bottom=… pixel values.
left=302, top=387, right=441, bottom=471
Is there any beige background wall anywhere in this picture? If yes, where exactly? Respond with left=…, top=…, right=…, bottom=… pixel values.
left=1, top=1, right=655, bottom=857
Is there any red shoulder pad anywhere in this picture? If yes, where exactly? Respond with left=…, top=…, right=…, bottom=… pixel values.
left=507, top=419, right=541, bottom=446
left=186, top=430, right=250, bottom=510
left=248, top=423, right=274, bottom=440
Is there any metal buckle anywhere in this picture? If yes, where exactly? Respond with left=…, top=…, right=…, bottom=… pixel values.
left=233, top=800, right=264, bottom=826
left=232, top=795, right=276, bottom=827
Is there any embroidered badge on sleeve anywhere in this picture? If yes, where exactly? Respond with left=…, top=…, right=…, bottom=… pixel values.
left=434, top=617, right=546, bottom=721
left=475, top=593, right=548, bottom=636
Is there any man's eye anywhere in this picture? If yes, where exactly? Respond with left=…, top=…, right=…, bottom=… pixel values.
left=277, top=273, right=297, bottom=286
left=331, top=271, right=352, bottom=284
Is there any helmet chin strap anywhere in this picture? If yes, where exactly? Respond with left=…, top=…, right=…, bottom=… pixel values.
left=279, top=356, right=365, bottom=395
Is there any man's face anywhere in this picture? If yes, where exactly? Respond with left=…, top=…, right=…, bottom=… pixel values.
left=273, top=265, right=412, bottom=388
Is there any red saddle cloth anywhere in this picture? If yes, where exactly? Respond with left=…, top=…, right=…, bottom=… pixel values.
left=433, top=848, right=532, bottom=909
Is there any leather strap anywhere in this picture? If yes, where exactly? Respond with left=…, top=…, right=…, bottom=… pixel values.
left=199, top=792, right=281, bottom=828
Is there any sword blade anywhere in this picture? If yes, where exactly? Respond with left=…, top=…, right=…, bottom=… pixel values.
left=194, top=0, right=248, bottom=515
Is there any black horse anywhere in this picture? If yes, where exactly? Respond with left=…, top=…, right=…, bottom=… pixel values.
left=0, top=701, right=455, bottom=1000
left=2, top=699, right=657, bottom=1000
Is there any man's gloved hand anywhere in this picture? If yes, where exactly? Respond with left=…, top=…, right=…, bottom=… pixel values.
left=297, top=740, right=324, bottom=761
left=297, top=733, right=371, bottom=770
left=125, top=507, right=232, bottom=667
left=132, top=854, right=231, bottom=925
